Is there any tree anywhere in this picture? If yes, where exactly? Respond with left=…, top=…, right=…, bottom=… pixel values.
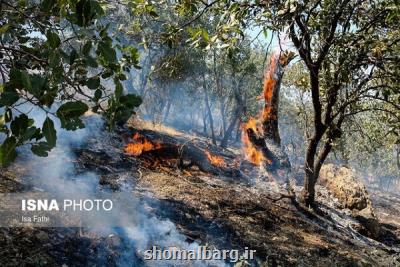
left=0, top=0, right=142, bottom=166
left=167, top=0, right=400, bottom=206
left=275, top=0, right=399, bottom=206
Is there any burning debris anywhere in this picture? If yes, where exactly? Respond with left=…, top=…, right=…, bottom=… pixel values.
left=204, top=150, right=226, bottom=167
left=120, top=128, right=247, bottom=182
left=241, top=118, right=265, bottom=166
left=124, top=133, right=162, bottom=156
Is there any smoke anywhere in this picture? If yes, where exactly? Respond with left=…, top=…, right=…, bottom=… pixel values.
left=13, top=104, right=227, bottom=266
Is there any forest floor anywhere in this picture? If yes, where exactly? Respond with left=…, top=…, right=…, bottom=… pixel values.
left=0, top=119, right=399, bottom=267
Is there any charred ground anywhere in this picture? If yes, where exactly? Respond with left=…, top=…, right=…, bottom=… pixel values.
left=0, top=120, right=399, bottom=266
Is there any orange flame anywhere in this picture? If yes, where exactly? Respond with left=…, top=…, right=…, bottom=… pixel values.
left=241, top=119, right=265, bottom=166
left=262, top=53, right=278, bottom=120
left=124, top=133, right=161, bottom=156
left=241, top=54, right=279, bottom=166
left=205, top=150, right=226, bottom=167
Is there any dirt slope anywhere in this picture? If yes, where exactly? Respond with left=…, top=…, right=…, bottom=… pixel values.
left=0, top=122, right=399, bottom=266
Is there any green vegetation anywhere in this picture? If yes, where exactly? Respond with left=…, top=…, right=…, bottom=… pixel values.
left=0, top=0, right=142, bottom=165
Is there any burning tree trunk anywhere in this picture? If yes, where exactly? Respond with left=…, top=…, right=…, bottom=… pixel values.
left=242, top=51, right=295, bottom=171
left=123, top=129, right=244, bottom=179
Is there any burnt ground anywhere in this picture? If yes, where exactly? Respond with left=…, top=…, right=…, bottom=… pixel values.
left=0, top=121, right=399, bottom=267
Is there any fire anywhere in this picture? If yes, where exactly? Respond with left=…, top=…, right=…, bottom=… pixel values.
left=205, top=150, right=226, bottom=167
left=124, top=133, right=161, bottom=156
left=241, top=54, right=279, bottom=166
left=241, top=119, right=265, bottom=166
left=262, top=53, right=278, bottom=120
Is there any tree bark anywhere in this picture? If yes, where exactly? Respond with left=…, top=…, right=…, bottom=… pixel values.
left=220, top=111, right=239, bottom=148
left=203, top=74, right=216, bottom=145
left=220, top=99, right=227, bottom=134
left=261, top=57, right=284, bottom=145
left=202, top=108, right=207, bottom=135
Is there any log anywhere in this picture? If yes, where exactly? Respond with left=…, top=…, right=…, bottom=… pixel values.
left=122, top=128, right=245, bottom=179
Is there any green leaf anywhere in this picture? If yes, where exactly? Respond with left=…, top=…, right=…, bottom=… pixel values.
left=0, top=24, right=11, bottom=35
left=85, top=55, right=98, bottom=68
left=57, top=101, right=89, bottom=118
left=101, top=69, right=113, bottom=79
left=42, top=117, right=57, bottom=147
left=0, top=89, right=19, bottom=107
left=115, top=80, right=123, bottom=99
left=5, top=108, right=12, bottom=122
left=82, top=40, right=92, bottom=55
left=97, top=41, right=117, bottom=63
left=10, top=114, right=29, bottom=138
left=41, top=0, right=55, bottom=12
left=0, top=137, right=17, bottom=167
left=31, top=142, right=52, bottom=157
left=30, top=75, right=47, bottom=97
left=21, top=126, right=39, bottom=142
left=76, top=0, right=105, bottom=26
left=94, top=89, right=102, bottom=101
left=9, top=68, right=31, bottom=90
left=46, top=31, right=61, bottom=48
left=86, top=76, right=100, bottom=89
left=120, top=94, right=142, bottom=108
left=56, top=101, right=89, bottom=130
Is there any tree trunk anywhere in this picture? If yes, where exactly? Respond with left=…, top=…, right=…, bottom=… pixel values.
left=261, top=57, right=284, bottom=145
left=220, top=111, right=239, bottom=148
left=301, top=135, right=321, bottom=207
left=242, top=51, right=294, bottom=170
left=203, top=74, right=216, bottom=145
left=235, top=121, right=241, bottom=142
left=220, top=58, right=247, bottom=148
left=220, top=99, right=227, bottom=134
left=301, top=113, right=343, bottom=207
left=202, top=109, right=207, bottom=135
left=163, top=99, right=172, bottom=123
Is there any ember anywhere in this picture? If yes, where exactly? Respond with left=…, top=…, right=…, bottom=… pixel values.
left=204, top=150, right=226, bottom=167
left=124, top=133, right=162, bottom=156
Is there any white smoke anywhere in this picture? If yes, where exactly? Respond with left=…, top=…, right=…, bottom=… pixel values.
left=14, top=104, right=227, bottom=267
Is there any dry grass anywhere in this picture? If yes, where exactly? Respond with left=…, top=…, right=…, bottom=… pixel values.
left=137, top=169, right=378, bottom=266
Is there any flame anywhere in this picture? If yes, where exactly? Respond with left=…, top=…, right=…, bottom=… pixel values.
left=262, top=53, right=278, bottom=120
left=205, top=150, right=226, bottom=167
left=241, top=120, right=265, bottom=166
left=124, top=133, right=161, bottom=156
left=241, top=54, right=279, bottom=166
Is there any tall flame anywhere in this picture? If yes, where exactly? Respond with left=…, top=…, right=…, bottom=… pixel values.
left=242, top=54, right=279, bottom=166
left=205, top=150, right=226, bottom=167
left=262, top=53, right=278, bottom=121
left=124, top=133, right=161, bottom=156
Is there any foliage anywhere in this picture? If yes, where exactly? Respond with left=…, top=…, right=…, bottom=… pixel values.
left=0, top=0, right=142, bottom=166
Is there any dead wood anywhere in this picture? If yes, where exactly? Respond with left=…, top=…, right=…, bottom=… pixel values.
left=122, top=128, right=246, bottom=180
